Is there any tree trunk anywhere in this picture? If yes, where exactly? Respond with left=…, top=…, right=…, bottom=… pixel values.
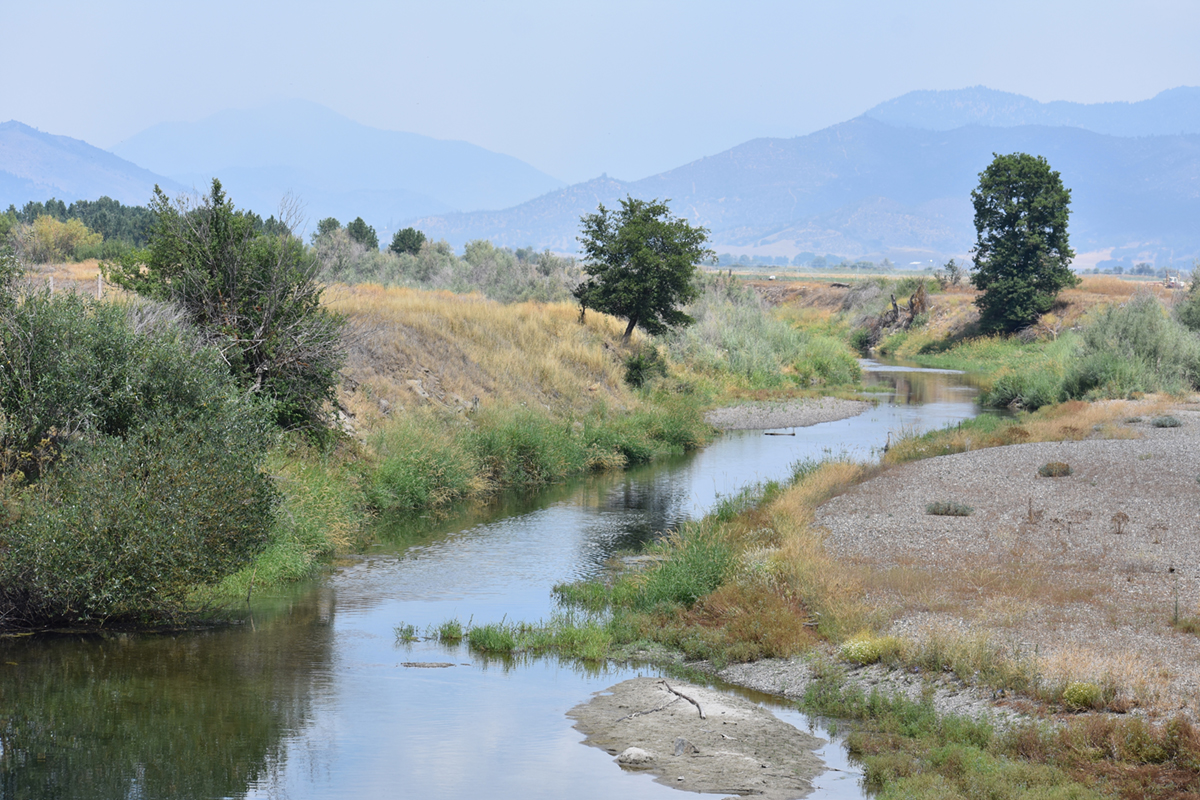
left=622, top=316, right=638, bottom=341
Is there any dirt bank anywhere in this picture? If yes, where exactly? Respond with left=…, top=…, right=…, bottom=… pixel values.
left=568, top=677, right=825, bottom=800
left=705, top=398, right=871, bottom=431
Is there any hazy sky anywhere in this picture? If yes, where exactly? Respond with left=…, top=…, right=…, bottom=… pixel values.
left=4, top=0, right=1198, bottom=184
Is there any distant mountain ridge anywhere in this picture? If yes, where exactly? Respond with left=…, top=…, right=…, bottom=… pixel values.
left=0, top=121, right=183, bottom=209
left=863, top=86, right=1200, bottom=136
left=109, top=100, right=565, bottom=232
left=415, top=89, right=1200, bottom=265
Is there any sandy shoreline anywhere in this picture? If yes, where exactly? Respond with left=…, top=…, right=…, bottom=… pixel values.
left=569, top=677, right=825, bottom=799
left=705, top=398, right=871, bottom=430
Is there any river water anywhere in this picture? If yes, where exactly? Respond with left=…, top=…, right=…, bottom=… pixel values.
left=0, top=362, right=980, bottom=800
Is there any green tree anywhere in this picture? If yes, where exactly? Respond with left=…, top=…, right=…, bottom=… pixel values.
left=312, top=216, right=341, bottom=243
left=346, top=216, right=378, bottom=250
left=1175, top=268, right=1200, bottom=332
left=970, top=153, right=1078, bottom=334
left=574, top=196, right=713, bottom=340
left=104, top=179, right=346, bottom=428
left=389, top=226, right=426, bottom=255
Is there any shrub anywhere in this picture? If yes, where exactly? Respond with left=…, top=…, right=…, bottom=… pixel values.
left=839, top=634, right=903, bottom=665
left=1063, top=292, right=1200, bottom=399
left=0, top=413, right=276, bottom=626
left=1061, top=681, right=1102, bottom=711
left=925, top=501, right=974, bottom=516
left=104, top=180, right=346, bottom=429
left=623, top=345, right=667, bottom=388
left=1038, top=462, right=1072, bottom=478
left=1152, top=415, right=1182, bottom=428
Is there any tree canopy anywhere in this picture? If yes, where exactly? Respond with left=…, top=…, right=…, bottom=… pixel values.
left=389, top=226, right=426, bottom=256
left=970, top=152, right=1078, bottom=334
left=103, top=179, right=345, bottom=428
left=574, top=196, right=713, bottom=340
left=346, top=216, right=378, bottom=250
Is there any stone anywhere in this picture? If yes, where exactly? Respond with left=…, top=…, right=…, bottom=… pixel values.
left=674, top=737, right=699, bottom=756
left=616, top=747, right=656, bottom=767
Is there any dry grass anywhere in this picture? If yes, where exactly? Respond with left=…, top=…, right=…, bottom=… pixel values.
left=326, top=283, right=642, bottom=429
left=20, top=258, right=111, bottom=297
left=757, top=461, right=875, bottom=641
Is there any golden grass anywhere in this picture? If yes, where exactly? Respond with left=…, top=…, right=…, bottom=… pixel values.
left=757, top=461, right=875, bottom=640
left=326, top=283, right=643, bottom=429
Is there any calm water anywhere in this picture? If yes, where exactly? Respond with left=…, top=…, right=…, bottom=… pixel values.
left=0, top=362, right=979, bottom=800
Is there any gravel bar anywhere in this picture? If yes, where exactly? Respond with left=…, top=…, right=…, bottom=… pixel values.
left=705, top=398, right=872, bottom=431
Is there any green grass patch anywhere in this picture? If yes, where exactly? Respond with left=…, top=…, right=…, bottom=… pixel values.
left=208, top=436, right=367, bottom=598
left=925, top=501, right=974, bottom=517
left=799, top=674, right=1104, bottom=800
left=366, top=397, right=713, bottom=514
left=1038, top=461, right=1072, bottom=478
left=467, top=622, right=517, bottom=654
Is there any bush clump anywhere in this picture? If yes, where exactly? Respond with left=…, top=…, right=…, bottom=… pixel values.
left=925, top=501, right=974, bottom=516
left=1061, top=680, right=1102, bottom=711
left=1, top=414, right=275, bottom=626
left=839, top=634, right=903, bottom=665
left=1038, top=462, right=1072, bottom=478
left=1152, top=415, right=1183, bottom=428
left=0, top=252, right=280, bottom=628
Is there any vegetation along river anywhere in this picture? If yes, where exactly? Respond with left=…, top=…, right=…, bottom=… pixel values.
left=0, top=362, right=981, bottom=799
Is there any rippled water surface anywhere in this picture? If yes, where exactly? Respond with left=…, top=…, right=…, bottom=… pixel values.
left=0, top=363, right=980, bottom=799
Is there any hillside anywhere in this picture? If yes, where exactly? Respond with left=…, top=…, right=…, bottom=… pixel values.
left=109, top=99, right=564, bottom=234
left=863, top=85, right=1200, bottom=136
left=0, top=121, right=183, bottom=208
left=413, top=118, right=1200, bottom=265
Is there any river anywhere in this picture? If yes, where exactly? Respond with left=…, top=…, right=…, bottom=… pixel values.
left=0, top=362, right=980, bottom=800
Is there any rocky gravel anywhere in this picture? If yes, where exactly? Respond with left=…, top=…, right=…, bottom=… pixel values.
left=705, top=398, right=871, bottom=431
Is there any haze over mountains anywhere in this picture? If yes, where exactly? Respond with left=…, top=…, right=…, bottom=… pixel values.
left=0, top=121, right=184, bottom=208
left=416, top=87, right=1200, bottom=266
left=2, top=87, right=1198, bottom=265
left=108, top=100, right=564, bottom=232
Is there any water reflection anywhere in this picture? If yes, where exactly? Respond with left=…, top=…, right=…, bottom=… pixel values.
left=0, top=591, right=334, bottom=800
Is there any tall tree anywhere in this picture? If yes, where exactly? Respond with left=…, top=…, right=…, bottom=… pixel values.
left=574, top=196, right=713, bottom=340
left=970, top=152, right=1078, bottom=334
left=389, top=226, right=426, bottom=256
left=103, top=179, right=345, bottom=428
left=346, top=216, right=378, bottom=250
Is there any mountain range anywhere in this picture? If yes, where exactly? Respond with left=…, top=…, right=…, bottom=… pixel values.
left=414, top=116, right=1200, bottom=265
left=108, top=100, right=563, bottom=230
left=2, top=88, right=1198, bottom=264
left=0, top=121, right=185, bottom=209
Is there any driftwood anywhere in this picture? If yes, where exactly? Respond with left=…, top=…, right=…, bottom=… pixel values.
left=661, top=680, right=706, bottom=719
left=616, top=697, right=679, bottom=722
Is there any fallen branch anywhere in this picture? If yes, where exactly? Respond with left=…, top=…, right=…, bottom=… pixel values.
left=616, top=697, right=679, bottom=722
left=661, top=680, right=706, bottom=719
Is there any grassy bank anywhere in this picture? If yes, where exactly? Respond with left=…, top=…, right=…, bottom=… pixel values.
left=801, top=669, right=1200, bottom=800
left=850, top=276, right=1200, bottom=410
